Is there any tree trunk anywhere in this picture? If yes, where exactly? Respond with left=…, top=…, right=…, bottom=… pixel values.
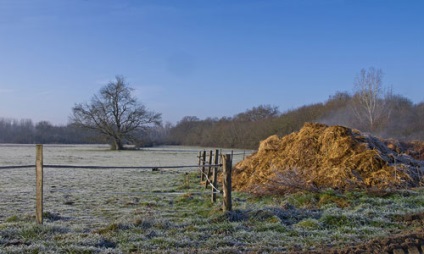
left=111, top=138, right=124, bottom=150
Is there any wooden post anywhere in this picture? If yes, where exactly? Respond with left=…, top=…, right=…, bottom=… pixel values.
left=208, top=150, right=213, bottom=176
left=198, top=151, right=202, bottom=180
left=211, top=149, right=219, bottom=203
left=222, top=154, right=232, bottom=211
left=36, top=144, right=44, bottom=224
left=201, top=150, right=206, bottom=182
left=205, top=150, right=213, bottom=188
left=185, top=172, right=190, bottom=188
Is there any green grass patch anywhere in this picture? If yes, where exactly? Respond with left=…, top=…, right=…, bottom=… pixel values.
left=5, top=215, right=19, bottom=223
left=295, top=218, right=322, bottom=230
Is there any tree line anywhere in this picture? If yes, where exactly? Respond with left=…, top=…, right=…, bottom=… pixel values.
left=2, top=93, right=423, bottom=149
left=167, top=93, right=424, bottom=149
left=0, top=118, right=167, bottom=146
left=0, top=118, right=90, bottom=144
left=2, top=68, right=423, bottom=149
left=167, top=67, right=424, bottom=149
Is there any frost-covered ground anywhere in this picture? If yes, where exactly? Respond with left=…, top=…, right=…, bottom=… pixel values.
left=0, top=144, right=248, bottom=167
left=1, top=145, right=424, bottom=253
left=0, top=144, right=248, bottom=224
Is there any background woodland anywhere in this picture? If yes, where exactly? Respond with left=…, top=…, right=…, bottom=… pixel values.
left=2, top=91, right=423, bottom=149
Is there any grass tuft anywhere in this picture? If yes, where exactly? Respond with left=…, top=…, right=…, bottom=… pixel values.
left=5, top=215, right=19, bottom=223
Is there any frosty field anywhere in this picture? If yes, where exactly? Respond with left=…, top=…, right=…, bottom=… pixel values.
left=0, top=145, right=246, bottom=224
left=1, top=144, right=424, bottom=253
left=0, top=144, right=254, bottom=253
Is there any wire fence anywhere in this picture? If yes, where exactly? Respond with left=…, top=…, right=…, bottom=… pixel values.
left=0, top=145, right=235, bottom=224
left=0, top=164, right=209, bottom=170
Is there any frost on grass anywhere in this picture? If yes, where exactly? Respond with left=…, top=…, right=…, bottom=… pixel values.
left=1, top=144, right=424, bottom=253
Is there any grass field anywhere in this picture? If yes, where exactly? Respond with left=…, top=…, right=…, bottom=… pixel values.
left=0, top=144, right=423, bottom=253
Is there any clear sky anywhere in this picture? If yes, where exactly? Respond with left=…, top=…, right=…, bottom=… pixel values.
left=0, top=0, right=423, bottom=125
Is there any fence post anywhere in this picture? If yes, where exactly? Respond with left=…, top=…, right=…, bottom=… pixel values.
left=205, top=150, right=213, bottom=188
left=201, top=150, right=206, bottom=182
left=222, top=154, right=232, bottom=212
left=211, top=149, right=219, bottom=203
left=198, top=151, right=202, bottom=181
left=185, top=172, right=190, bottom=188
left=36, top=144, right=44, bottom=224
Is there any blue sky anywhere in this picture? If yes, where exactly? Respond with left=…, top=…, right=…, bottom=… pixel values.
left=0, top=0, right=423, bottom=125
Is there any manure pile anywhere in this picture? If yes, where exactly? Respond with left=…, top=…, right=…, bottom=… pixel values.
left=233, top=123, right=424, bottom=194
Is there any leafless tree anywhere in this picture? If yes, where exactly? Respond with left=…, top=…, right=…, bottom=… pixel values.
left=351, top=67, right=392, bottom=132
left=70, top=76, right=161, bottom=150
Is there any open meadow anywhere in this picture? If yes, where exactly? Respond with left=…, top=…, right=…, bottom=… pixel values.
left=1, top=144, right=424, bottom=253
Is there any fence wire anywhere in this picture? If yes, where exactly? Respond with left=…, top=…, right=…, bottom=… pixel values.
left=0, top=164, right=221, bottom=170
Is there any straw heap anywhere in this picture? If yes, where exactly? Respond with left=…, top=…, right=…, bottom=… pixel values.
left=233, top=123, right=424, bottom=194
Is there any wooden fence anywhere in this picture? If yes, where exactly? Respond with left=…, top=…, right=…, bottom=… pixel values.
left=5, top=145, right=234, bottom=224
left=197, top=149, right=233, bottom=211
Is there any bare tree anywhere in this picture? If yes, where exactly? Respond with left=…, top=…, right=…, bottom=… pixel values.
left=70, top=76, right=162, bottom=150
left=351, top=67, right=392, bottom=132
